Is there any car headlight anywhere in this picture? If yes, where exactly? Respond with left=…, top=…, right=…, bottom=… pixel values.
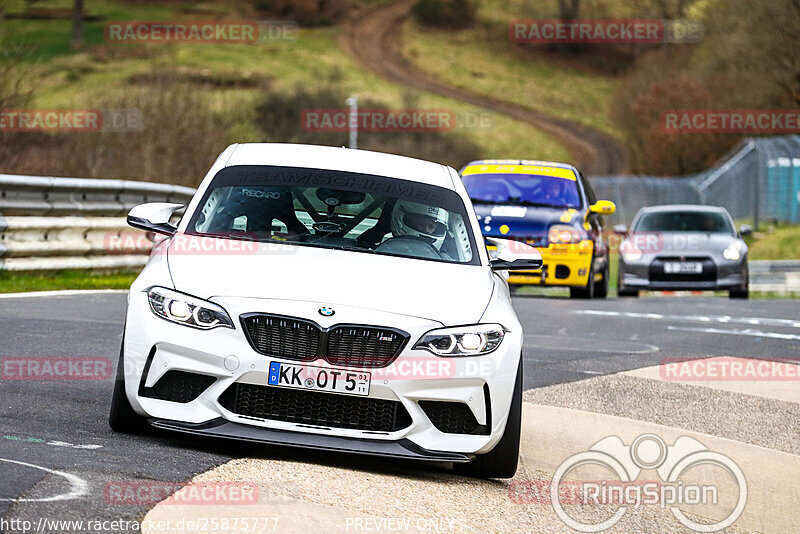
left=548, top=224, right=584, bottom=244
left=620, top=241, right=643, bottom=262
left=147, top=287, right=234, bottom=330
left=723, top=242, right=743, bottom=261
left=413, top=324, right=506, bottom=356
left=618, top=238, right=643, bottom=262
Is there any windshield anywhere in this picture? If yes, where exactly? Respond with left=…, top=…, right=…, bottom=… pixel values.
left=186, top=166, right=478, bottom=264
left=462, top=173, right=581, bottom=208
left=633, top=211, right=734, bottom=234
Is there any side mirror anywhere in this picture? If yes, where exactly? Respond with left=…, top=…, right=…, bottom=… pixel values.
left=613, top=224, right=628, bottom=235
left=590, top=200, right=616, bottom=215
left=127, top=202, right=184, bottom=236
left=487, top=237, right=543, bottom=271
left=739, top=224, right=753, bottom=236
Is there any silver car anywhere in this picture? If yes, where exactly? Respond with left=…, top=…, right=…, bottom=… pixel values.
left=616, top=205, right=751, bottom=299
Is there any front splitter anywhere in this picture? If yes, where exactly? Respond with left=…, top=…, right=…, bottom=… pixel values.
left=149, top=418, right=473, bottom=463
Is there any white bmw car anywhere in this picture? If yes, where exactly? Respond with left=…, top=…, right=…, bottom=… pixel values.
left=109, top=143, right=541, bottom=478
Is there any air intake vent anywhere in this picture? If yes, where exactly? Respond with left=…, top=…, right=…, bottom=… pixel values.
left=218, top=383, right=412, bottom=432
left=139, top=371, right=216, bottom=404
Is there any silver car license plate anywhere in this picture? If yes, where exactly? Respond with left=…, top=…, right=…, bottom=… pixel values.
left=664, top=261, right=703, bottom=274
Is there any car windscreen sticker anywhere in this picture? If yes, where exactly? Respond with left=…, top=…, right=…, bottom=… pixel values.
left=462, top=164, right=577, bottom=181
left=560, top=208, right=579, bottom=222
left=491, top=205, right=528, bottom=218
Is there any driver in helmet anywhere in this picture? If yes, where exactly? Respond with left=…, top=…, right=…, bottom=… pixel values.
left=389, top=200, right=449, bottom=251
left=540, top=179, right=565, bottom=205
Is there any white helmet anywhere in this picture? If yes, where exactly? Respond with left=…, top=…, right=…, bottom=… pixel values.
left=390, top=200, right=449, bottom=250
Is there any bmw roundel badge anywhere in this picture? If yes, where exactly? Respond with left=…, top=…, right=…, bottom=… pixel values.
left=318, top=307, right=335, bottom=317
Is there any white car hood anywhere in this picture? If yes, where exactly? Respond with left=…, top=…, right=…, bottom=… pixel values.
left=166, top=237, right=494, bottom=325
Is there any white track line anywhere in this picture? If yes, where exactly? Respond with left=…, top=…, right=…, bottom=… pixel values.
left=667, top=325, right=800, bottom=341
left=576, top=310, right=800, bottom=329
left=0, top=458, right=88, bottom=502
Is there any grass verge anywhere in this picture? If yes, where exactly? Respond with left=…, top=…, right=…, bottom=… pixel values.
left=0, top=269, right=138, bottom=293
left=745, top=225, right=800, bottom=261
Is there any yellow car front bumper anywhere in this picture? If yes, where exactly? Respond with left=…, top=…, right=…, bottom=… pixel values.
left=507, top=240, right=594, bottom=287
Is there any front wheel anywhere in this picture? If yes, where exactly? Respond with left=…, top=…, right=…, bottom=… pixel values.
left=729, top=287, right=749, bottom=299
left=570, top=266, right=594, bottom=299
left=454, top=360, right=522, bottom=479
left=616, top=268, right=639, bottom=297
left=109, top=337, right=148, bottom=434
left=593, top=260, right=609, bottom=299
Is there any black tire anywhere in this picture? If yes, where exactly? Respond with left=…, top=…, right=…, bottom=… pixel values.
left=616, top=266, right=639, bottom=297
left=593, top=259, right=609, bottom=299
left=109, top=337, right=148, bottom=434
left=729, top=287, right=749, bottom=299
left=570, top=265, right=594, bottom=299
left=454, top=359, right=522, bottom=479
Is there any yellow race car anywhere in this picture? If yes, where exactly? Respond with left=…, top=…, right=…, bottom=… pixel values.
left=460, top=160, right=615, bottom=298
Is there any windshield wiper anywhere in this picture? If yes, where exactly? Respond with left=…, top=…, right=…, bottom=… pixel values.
left=471, top=198, right=569, bottom=208
left=515, top=200, right=571, bottom=208
left=195, top=232, right=261, bottom=242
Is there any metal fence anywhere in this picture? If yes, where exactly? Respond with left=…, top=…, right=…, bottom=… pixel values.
left=0, top=174, right=195, bottom=271
left=589, top=135, right=800, bottom=227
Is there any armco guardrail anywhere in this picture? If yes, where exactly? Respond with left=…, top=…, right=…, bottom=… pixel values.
left=0, top=174, right=195, bottom=271
left=749, top=260, right=800, bottom=294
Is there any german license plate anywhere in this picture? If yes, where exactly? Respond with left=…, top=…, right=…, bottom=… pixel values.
left=267, top=361, right=370, bottom=396
left=664, top=261, right=703, bottom=274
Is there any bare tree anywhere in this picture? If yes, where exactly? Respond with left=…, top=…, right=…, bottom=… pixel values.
left=71, top=0, right=84, bottom=48
left=557, top=0, right=580, bottom=20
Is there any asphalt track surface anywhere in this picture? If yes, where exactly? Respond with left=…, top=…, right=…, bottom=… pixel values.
left=0, top=291, right=798, bottom=531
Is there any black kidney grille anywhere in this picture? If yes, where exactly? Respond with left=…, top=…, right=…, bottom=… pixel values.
left=243, top=315, right=320, bottom=361
left=418, top=400, right=489, bottom=435
left=139, top=371, right=216, bottom=404
left=218, top=383, right=412, bottom=432
left=326, top=327, right=406, bottom=368
left=242, top=314, right=408, bottom=368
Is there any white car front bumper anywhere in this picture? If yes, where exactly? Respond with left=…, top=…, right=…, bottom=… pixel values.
left=122, top=290, right=522, bottom=459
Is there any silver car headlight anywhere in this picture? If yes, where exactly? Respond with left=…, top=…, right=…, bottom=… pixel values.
left=620, top=240, right=643, bottom=262
left=147, top=286, right=234, bottom=330
left=723, top=242, right=744, bottom=261
left=413, top=324, right=505, bottom=356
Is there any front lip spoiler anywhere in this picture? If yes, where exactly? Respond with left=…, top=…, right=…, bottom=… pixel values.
left=149, top=418, right=473, bottom=463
